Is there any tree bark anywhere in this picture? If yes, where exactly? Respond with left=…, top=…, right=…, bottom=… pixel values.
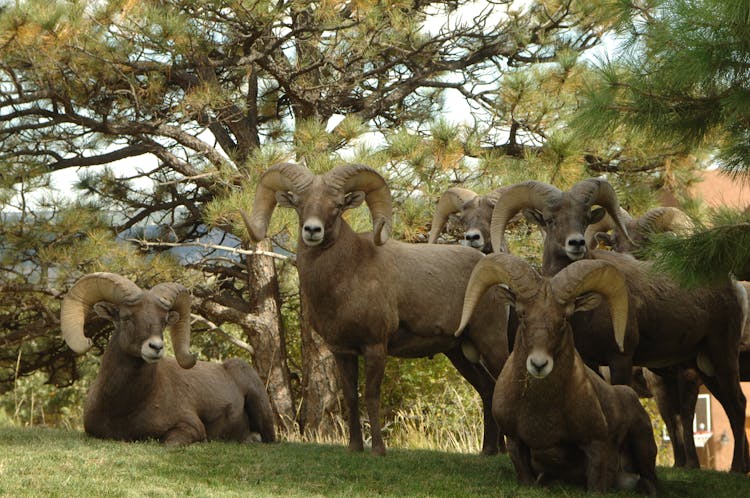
left=299, top=295, right=344, bottom=439
left=245, top=239, right=295, bottom=432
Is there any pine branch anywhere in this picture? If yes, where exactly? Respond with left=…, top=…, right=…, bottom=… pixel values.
left=647, top=222, right=750, bottom=286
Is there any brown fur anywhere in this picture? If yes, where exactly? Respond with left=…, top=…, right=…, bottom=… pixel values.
left=258, top=168, right=509, bottom=456
left=82, top=292, right=276, bottom=446
left=516, top=181, right=749, bottom=473
left=475, top=257, right=658, bottom=494
left=430, top=192, right=499, bottom=253
left=587, top=207, right=747, bottom=470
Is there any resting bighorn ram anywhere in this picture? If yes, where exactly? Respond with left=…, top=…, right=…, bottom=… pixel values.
left=456, top=253, right=658, bottom=495
left=428, top=186, right=508, bottom=253
left=61, top=272, right=276, bottom=445
left=489, top=178, right=749, bottom=473
left=242, top=163, right=509, bottom=456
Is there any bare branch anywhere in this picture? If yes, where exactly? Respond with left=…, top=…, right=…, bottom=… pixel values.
left=190, top=313, right=254, bottom=355
left=126, top=238, right=290, bottom=261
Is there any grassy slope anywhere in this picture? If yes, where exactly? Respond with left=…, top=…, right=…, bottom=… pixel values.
left=1, top=427, right=749, bottom=497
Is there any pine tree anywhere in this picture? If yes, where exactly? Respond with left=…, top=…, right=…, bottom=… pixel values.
left=1, top=0, right=628, bottom=435
left=572, top=0, right=750, bottom=283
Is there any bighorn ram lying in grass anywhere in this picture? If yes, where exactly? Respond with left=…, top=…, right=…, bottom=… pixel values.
left=61, top=272, right=276, bottom=445
left=428, top=186, right=509, bottom=253
left=242, top=163, right=509, bottom=456
left=456, top=253, right=658, bottom=495
left=489, top=178, right=749, bottom=473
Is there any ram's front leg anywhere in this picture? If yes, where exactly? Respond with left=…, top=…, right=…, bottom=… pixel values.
left=582, top=439, right=610, bottom=493
left=364, top=343, right=387, bottom=456
left=334, top=352, right=364, bottom=452
left=162, top=420, right=206, bottom=446
left=507, top=437, right=536, bottom=485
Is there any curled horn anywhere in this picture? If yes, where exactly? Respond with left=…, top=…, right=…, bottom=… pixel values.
left=60, top=273, right=144, bottom=354
left=241, top=163, right=315, bottom=242
left=455, top=253, right=541, bottom=336
left=490, top=181, right=562, bottom=253
left=584, top=207, right=633, bottom=249
left=324, top=164, right=393, bottom=245
left=151, top=283, right=196, bottom=369
left=568, top=179, right=632, bottom=245
left=637, top=207, right=693, bottom=237
left=550, top=260, right=629, bottom=352
left=428, top=187, right=478, bottom=243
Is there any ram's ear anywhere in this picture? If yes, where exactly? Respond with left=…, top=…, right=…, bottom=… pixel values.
left=590, top=207, right=606, bottom=224
left=93, top=302, right=118, bottom=321
left=275, top=191, right=298, bottom=208
left=343, top=191, right=366, bottom=210
left=573, top=292, right=602, bottom=312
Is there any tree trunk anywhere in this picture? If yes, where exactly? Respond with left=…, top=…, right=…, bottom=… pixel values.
left=299, top=295, right=344, bottom=440
left=245, top=239, right=295, bottom=432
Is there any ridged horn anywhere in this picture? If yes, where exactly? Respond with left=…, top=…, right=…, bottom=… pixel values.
left=484, top=186, right=509, bottom=206
left=455, top=253, right=541, bottom=336
left=150, top=283, right=196, bottom=369
left=242, top=163, right=315, bottom=242
left=568, top=179, right=632, bottom=245
left=324, top=164, right=393, bottom=245
left=60, top=273, right=144, bottom=354
left=428, top=187, right=478, bottom=243
left=637, top=207, right=693, bottom=237
left=490, top=181, right=562, bottom=253
left=584, top=207, right=633, bottom=249
left=550, top=260, right=629, bottom=352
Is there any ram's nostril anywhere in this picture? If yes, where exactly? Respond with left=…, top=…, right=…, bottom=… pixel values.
left=465, top=233, right=481, bottom=241
left=530, top=358, right=548, bottom=371
left=149, top=341, right=164, bottom=352
left=567, top=237, right=585, bottom=248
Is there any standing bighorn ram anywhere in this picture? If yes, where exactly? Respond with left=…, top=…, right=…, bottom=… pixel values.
left=489, top=178, right=749, bottom=473
left=61, top=272, right=276, bottom=445
left=242, top=163, right=509, bottom=456
left=456, top=253, right=658, bottom=495
left=587, top=206, right=749, bottom=470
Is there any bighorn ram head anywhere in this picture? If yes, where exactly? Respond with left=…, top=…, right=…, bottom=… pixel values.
left=490, top=179, right=632, bottom=274
left=586, top=206, right=693, bottom=253
left=61, top=272, right=196, bottom=369
left=456, top=253, right=628, bottom=379
left=428, top=187, right=507, bottom=253
left=242, top=162, right=392, bottom=247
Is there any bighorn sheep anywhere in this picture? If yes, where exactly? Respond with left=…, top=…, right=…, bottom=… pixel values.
left=584, top=206, right=694, bottom=253
left=489, top=178, right=749, bottom=473
left=61, top=272, right=276, bottom=445
left=242, top=163, right=509, bottom=456
left=456, top=253, right=658, bottom=495
left=428, top=186, right=508, bottom=253
left=585, top=205, right=705, bottom=468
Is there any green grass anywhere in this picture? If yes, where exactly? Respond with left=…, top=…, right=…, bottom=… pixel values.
left=2, top=427, right=750, bottom=497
